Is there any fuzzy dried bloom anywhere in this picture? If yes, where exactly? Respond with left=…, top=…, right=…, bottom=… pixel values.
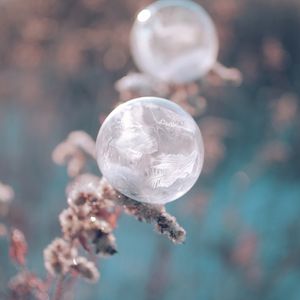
left=52, top=131, right=96, bottom=177
left=83, top=216, right=113, bottom=234
left=71, top=256, right=100, bottom=283
left=116, top=196, right=186, bottom=244
left=66, top=173, right=102, bottom=204
left=59, top=208, right=81, bottom=240
left=9, top=229, right=28, bottom=266
left=0, top=181, right=14, bottom=216
left=61, top=173, right=121, bottom=257
left=44, top=238, right=77, bottom=277
left=67, top=131, right=97, bottom=158
left=9, top=271, right=48, bottom=300
left=99, top=177, right=119, bottom=201
left=67, top=174, right=118, bottom=227
left=68, top=174, right=185, bottom=243
left=59, top=205, right=115, bottom=252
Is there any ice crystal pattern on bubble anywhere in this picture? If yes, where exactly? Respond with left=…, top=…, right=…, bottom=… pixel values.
left=96, top=97, right=204, bottom=204
left=131, top=0, right=218, bottom=83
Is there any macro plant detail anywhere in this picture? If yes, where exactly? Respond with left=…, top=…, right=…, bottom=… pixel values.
left=0, top=130, right=187, bottom=299
left=0, top=0, right=243, bottom=298
left=116, top=0, right=242, bottom=124
left=4, top=0, right=298, bottom=299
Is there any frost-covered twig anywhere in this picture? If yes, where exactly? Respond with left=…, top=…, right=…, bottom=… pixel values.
left=53, top=131, right=186, bottom=245
left=67, top=173, right=186, bottom=244
left=116, top=196, right=186, bottom=244
left=41, top=129, right=187, bottom=292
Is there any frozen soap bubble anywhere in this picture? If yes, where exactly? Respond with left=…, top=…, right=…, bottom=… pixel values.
left=96, top=97, right=204, bottom=204
left=130, top=0, right=219, bottom=84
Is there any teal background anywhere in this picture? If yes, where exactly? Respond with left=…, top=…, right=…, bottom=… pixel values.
left=1, top=0, right=300, bottom=299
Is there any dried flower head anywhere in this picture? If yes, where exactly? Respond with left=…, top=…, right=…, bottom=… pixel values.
left=67, top=172, right=186, bottom=244
left=67, top=174, right=108, bottom=207
left=52, top=131, right=96, bottom=177
left=83, top=216, right=113, bottom=234
left=59, top=208, right=81, bottom=240
left=67, top=175, right=118, bottom=227
left=9, top=229, right=28, bottom=266
left=9, top=271, right=48, bottom=300
left=71, top=256, right=100, bottom=283
left=99, top=177, right=118, bottom=201
left=43, top=131, right=187, bottom=291
left=44, top=238, right=77, bottom=277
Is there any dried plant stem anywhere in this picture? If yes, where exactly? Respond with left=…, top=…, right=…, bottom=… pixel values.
left=115, top=195, right=186, bottom=244
left=45, top=274, right=54, bottom=291
left=52, top=276, right=65, bottom=300
left=88, top=250, right=98, bottom=267
left=63, top=276, right=78, bottom=300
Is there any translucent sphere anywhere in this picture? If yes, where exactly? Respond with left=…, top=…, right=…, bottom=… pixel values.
left=131, top=0, right=219, bottom=84
left=96, top=97, right=204, bottom=204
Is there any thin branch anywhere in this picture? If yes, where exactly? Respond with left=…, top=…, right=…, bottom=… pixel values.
left=115, top=195, right=186, bottom=244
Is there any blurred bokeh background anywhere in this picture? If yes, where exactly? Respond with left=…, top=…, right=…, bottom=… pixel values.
left=1, top=0, right=300, bottom=299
